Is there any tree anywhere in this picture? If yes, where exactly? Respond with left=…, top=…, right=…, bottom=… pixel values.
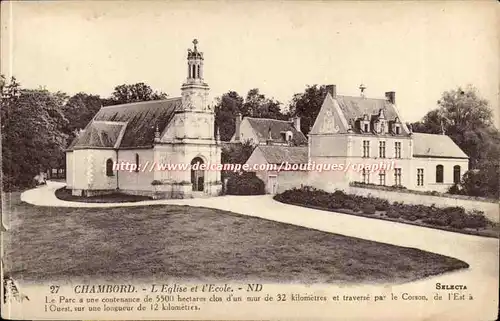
left=221, top=139, right=256, bottom=165
left=411, top=85, right=498, bottom=168
left=413, top=85, right=499, bottom=198
left=62, top=92, right=103, bottom=140
left=220, top=139, right=257, bottom=186
left=107, top=83, right=167, bottom=105
left=288, top=84, right=328, bottom=135
left=214, top=89, right=287, bottom=142
left=459, top=163, right=499, bottom=199
left=243, top=88, right=286, bottom=120
left=214, top=91, right=244, bottom=141
left=1, top=77, right=69, bottom=190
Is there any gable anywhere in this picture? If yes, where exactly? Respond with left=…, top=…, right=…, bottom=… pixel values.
left=310, top=94, right=349, bottom=135
left=245, top=146, right=267, bottom=166
left=71, top=121, right=127, bottom=149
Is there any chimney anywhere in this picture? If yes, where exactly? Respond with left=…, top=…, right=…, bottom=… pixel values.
left=292, top=116, right=301, bottom=133
left=385, top=91, right=396, bottom=104
left=326, top=84, right=337, bottom=98
left=234, top=112, right=242, bottom=141
left=266, top=126, right=273, bottom=145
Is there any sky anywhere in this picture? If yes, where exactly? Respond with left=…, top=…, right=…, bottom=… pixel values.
left=1, top=0, right=498, bottom=125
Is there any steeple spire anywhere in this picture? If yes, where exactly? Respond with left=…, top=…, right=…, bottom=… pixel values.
left=186, top=38, right=204, bottom=81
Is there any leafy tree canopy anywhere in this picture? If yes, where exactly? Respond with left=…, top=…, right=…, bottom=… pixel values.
left=214, top=89, right=287, bottom=141
left=107, top=82, right=168, bottom=105
left=288, top=84, right=328, bottom=135
left=1, top=77, right=69, bottom=190
left=411, top=85, right=499, bottom=168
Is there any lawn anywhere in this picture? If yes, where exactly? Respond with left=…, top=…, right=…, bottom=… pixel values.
left=3, top=193, right=469, bottom=284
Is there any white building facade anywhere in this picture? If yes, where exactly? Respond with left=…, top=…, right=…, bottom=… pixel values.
left=308, top=85, right=469, bottom=193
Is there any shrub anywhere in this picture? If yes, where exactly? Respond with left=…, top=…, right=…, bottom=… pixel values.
left=462, top=210, right=488, bottom=229
left=447, top=183, right=462, bottom=195
left=362, top=204, right=376, bottom=215
left=374, top=199, right=390, bottom=211
left=386, top=209, right=401, bottom=219
left=422, top=217, right=449, bottom=226
left=226, top=173, right=265, bottom=195
left=275, top=186, right=493, bottom=231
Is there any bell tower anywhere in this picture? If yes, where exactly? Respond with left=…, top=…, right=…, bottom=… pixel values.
left=181, top=39, right=210, bottom=111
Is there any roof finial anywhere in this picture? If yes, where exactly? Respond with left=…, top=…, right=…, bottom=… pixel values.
left=359, top=84, right=367, bottom=98
left=193, top=39, right=198, bottom=52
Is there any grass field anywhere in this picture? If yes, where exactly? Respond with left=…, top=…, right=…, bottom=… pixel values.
left=3, top=193, right=469, bottom=284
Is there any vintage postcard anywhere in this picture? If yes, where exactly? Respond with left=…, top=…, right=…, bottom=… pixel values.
left=1, top=0, right=499, bottom=320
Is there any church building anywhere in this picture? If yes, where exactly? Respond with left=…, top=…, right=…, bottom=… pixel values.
left=65, top=40, right=222, bottom=199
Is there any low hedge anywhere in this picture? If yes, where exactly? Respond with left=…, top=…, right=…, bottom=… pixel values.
left=275, top=186, right=492, bottom=230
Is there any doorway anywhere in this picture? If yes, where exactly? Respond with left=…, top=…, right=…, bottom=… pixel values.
left=191, top=157, right=205, bottom=192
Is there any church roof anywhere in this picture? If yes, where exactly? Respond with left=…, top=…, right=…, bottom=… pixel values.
left=67, top=98, right=182, bottom=150
left=412, top=133, right=469, bottom=159
left=70, top=121, right=127, bottom=149
left=256, top=145, right=308, bottom=164
left=245, top=117, right=308, bottom=145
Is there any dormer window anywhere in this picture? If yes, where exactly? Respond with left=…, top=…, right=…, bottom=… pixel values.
left=392, top=117, right=402, bottom=135
left=380, top=121, right=386, bottom=134
left=361, top=114, right=370, bottom=133
left=280, top=131, right=293, bottom=144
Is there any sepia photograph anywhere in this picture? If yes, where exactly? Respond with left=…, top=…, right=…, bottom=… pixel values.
left=1, top=1, right=498, bottom=320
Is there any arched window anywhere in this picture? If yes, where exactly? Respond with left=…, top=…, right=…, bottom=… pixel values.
left=106, top=159, right=114, bottom=177
left=135, top=153, right=140, bottom=172
left=436, top=165, right=444, bottom=183
left=197, top=65, right=201, bottom=78
left=192, top=64, right=196, bottom=78
left=453, top=165, right=461, bottom=184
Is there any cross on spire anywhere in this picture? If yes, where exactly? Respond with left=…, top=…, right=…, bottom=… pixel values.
left=193, top=39, right=198, bottom=51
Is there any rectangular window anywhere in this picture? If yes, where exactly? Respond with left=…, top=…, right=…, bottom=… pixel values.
left=395, top=142, right=401, bottom=158
left=362, top=168, right=370, bottom=184
left=395, top=126, right=401, bottom=134
left=394, top=168, right=402, bottom=186
left=363, top=140, right=370, bottom=158
left=417, top=168, right=424, bottom=186
left=364, top=123, right=369, bottom=132
left=379, top=170, right=386, bottom=186
left=379, top=141, right=386, bottom=158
